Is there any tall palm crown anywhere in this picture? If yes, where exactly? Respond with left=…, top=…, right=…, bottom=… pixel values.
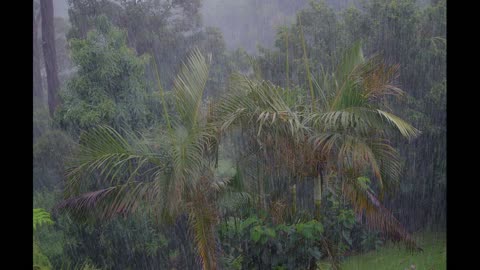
left=214, top=41, right=420, bottom=249
left=58, top=49, right=224, bottom=269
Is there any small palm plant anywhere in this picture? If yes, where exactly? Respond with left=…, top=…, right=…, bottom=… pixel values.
left=57, top=49, right=226, bottom=270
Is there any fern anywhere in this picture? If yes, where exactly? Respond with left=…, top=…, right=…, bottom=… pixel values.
left=33, top=208, right=54, bottom=231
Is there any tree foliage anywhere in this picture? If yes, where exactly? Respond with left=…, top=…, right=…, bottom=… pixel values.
left=57, top=16, right=152, bottom=135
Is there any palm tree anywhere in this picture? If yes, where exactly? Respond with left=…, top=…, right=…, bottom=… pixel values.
left=214, top=41, right=421, bottom=249
left=57, top=49, right=225, bottom=269
left=305, top=41, right=420, bottom=248
left=214, top=73, right=306, bottom=211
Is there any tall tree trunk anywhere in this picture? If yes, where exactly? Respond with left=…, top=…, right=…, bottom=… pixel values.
left=33, top=8, right=44, bottom=102
left=40, top=0, right=60, bottom=117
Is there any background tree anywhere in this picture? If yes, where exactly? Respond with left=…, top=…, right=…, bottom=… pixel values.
left=56, top=16, right=152, bottom=136
left=33, top=0, right=44, bottom=102
left=40, top=0, right=61, bottom=117
left=66, top=0, right=203, bottom=90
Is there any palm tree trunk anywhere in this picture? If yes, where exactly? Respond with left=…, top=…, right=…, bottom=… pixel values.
left=291, top=184, right=297, bottom=216
left=188, top=192, right=218, bottom=270
left=257, top=160, right=266, bottom=211
left=314, top=175, right=321, bottom=220
left=314, top=165, right=323, bottom=220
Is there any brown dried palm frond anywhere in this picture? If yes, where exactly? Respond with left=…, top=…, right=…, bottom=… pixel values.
left=56, top=181, right=162, bottom=221
left=269, top=198, right=287, bottom=225
left=342, top=176, right=420, bottom=250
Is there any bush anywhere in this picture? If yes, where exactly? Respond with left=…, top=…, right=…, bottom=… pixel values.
left=218, top=215, right=325, bottom=269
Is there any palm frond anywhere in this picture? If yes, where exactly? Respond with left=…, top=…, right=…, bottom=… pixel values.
left=215, top=74, right=305, bottom=140
left=310, top=132, right=401, bottom=193
left=173, top=48, right=211, bottom=129
left=297, top=13, right=315, bottom=110
left=326, top=42, right=420, bottom=141
left=376, top=110, right=421, bottom=140
left=336, top=40, right=365, bottom=86
left=342, top=177, right=420, bottom=250
left=305, top=107, right=420, bottom=140
left=65, top=125, right=163, bottom=198
left=57, top=180, right=163, bottom=220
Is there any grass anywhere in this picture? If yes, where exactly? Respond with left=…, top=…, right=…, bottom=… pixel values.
left=340, top=232, right=446, bottom=270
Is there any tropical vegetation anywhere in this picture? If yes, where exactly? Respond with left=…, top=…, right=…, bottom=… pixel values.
left=33, top=0, right=445, bottom=269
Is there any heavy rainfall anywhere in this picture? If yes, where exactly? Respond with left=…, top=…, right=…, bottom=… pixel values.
left=33, top=0, right=446, bottom=269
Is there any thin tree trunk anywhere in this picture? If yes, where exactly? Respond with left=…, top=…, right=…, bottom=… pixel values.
left=40, top=0, right=60, bottom=117
left=314, top=175, right=321, bottom=219
left=314, top=165, right=323, bottom=220
left=257, top=159, right=266, bottom=211
left=291, top=183, right=297, bottom=216
left=33, top=8, right=43, bottom=101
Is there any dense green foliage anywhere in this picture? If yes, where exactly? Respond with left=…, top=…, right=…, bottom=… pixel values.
left=219, top=216, right=325, bottom=269
left=33, top=0, right=445, bottom=269
left=57, top=16, right=152, bottom=134
left=33, top=208, right=54, bottom=270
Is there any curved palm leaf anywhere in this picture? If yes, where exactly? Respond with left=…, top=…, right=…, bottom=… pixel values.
left=215, top=74, right=306, bottom=140
left=64, top=125, right=163, bottom=198
left=174, top=48, right=211, bottom=129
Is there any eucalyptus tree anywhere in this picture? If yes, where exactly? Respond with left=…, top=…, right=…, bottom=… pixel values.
left=33, top=0, right=43, bottom=101
left=58, top=49, right=228, bottom=270
left=40, top=0, right=61, bottom=117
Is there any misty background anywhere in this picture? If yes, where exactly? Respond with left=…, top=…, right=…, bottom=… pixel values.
left=53, top=0, right=361, bottom=53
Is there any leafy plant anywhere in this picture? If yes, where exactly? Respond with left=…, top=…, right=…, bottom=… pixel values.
left=34, top=208, right=54, bottom=231
left=33, top=208, right=54, bottom=270
left=219, top=216, right=326, bottom=269
left=360, top=230, right=384, bottom=252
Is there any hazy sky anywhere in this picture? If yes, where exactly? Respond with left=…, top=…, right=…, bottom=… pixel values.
left=53, top=0, right=69, bottom=18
